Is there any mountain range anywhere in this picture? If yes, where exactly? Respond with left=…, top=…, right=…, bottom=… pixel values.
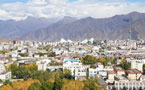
left=0, top=17, right=60, bottom=38
left=0, top=11, right=145, bottom=41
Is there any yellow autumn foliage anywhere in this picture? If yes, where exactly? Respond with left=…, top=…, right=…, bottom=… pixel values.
left=99, top=57, right=106, bottom=63
left=62, top=78, right=69, bottom=85
left=0, top=78, right=40, bottom=90
left=0, top=84, right=13, bottom=90
left=62, top=80, right=84, bottom=90
left=22, top=64, right=37, bottom=69
left=0, top=50, right=10, bottom=54
left=47, top=78, right=55, bottom=84
left=47, top=72, right=56, bottom=83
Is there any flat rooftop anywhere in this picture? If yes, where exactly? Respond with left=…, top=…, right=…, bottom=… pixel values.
left=126, top=69, right=141, bottom=74
left=115, top=75, right=128, bottom=81
left=114, top=67, right=124, bottom=71
left=64, top=58, right=80, bottom=62
left=108, top=71, right=116, bottom=74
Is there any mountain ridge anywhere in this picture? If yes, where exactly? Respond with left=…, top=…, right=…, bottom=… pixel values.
left=0, top=11, right=145, bottom=41
left=0, top=17, right=61, bottom=38
left=20, top=11, right=145, bottom=41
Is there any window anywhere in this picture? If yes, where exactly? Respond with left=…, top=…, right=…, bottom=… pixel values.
left=126, top=83, right=128, bottom=86
left=123, top=83, right=125, bottom=86
left=115, top=83, right=118, bottom=86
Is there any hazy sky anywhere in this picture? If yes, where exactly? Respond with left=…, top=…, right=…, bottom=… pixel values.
left=0, top=0, right=145, bottom=20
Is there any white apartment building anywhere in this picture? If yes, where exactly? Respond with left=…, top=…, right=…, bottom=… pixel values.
left=89, top=63, right=104, bottom=77
left=89, top=63, right=113, bottom=78
left=63, top=58, right=88, bottom=80
left=114, top=67, right=125, bottom=76
left=0, top=72, right=11, bottom=80
left=131, top=60, right=143, bottom=72
left=0, top=64, right=5, bottom=74
left=114, top=81, right=145, bottom=90
left=0, top=64, right=11, bottom=80
left=107, top=74, right=145, bottom=90
left=127, top=58, right=145, bottom=64
left=36, top=59, right=51, bottom=71
left=126, top=69, right=142, bottom=80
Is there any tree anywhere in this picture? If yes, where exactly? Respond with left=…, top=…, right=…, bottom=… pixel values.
left=3, top=80, right=12, bottom=86
left=124, top=64, right=131, bottom=70
left=133, top=87, right=136, bottom=90
left=143, top=64, right=145, bottom=69
left=120, top=59, right=131, bottom=70
left=28, top=83, right=41, bottom=90
left=12, top=78, right=39, bottom=90
left=35, top=52, right=45, bottom=57
left=10, top=64, right=38, bottom=79
left=84, top=77, right=99, bottom=90
left=19, top=52, right=29, bottom=57
left=0, top=84, right=13, bottom=90
left=99, top=48, right=103, bottom=52
left=63, top=69, right=72, bottom=79
left=83, top=55, right=98, bottom=65
left=49, top=62, right=63, bottom=66
left=143, top=64, right=145, bottom=74
left=112, top=87, right=116, bottom=90
left=8, top=63, right=18, bottom=77
left=48, top=52, right=56, bottom=57
left=41, top=82, right=53, bottom=90
left=90, top=64, right=96, bottom=69
left=0, top=50, right=10, bottom=54
left=122, top=87, right=127, bottom=90
left=53, top=78, right=63, bottom=90
left=1, top=78, right=40, bottom=90
left=62, top=80, right=84, bottom=90
left=55, top=70, right=63, bottom=79
left=47, top=82, right=54, bottom=90
left=0, top=79, right=3, bottom=82
left=99, top=57, right=108, bottom=66
left=139, top=87, right=142, bottom=90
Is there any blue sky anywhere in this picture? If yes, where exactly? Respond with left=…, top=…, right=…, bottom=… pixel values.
left=1, top=0, right=145, bottom=4
left=128, top=0, right=145, bottom=3
left=0, top=0, right=77, bottom=4
left=0, top=0, right=27, bottom=4
left=0, top=0, right=145, bottom=20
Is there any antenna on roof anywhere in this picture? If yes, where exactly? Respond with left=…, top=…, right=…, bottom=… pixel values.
left=129, top=28, right=132, bottom=52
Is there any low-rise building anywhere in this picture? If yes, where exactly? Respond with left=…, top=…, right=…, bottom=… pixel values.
left=89, top=63, right=108, bottom=78
left=126, top=69, right=142, bottom=80
left=114, top=66, right=125, bottom=76
left=107, top=71, right=116, bottom=80
left=114, top=81, right=145, bottom=90
left=131, top=60, right=143, bottom=72
left=0, top=72, right=11, bottom=80
left=0, top=64, right=11, bottom=80
left=63, top=58, right=88, bottom=80
left=36, top=59, right=51, bottom=71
